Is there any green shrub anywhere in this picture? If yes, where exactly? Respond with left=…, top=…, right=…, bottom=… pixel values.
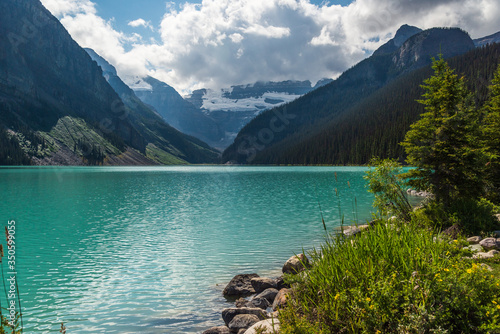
left=279, top=221, right=500, bottom=334
left=415, top=198, right=499, bottom=236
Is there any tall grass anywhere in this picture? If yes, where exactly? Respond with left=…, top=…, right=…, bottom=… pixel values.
left=279, top=219, right=500, bottom=333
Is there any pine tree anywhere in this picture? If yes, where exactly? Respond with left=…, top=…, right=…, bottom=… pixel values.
left=482, top=65, right=500, bottom=202
left=401, top=56, right=485, bottom=205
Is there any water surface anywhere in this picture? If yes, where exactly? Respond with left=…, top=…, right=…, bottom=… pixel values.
left=0, top=166, right=376, bottom=333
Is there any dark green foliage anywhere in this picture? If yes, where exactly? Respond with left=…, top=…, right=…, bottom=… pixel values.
left=223, top=42, right=500, bottom=165
left=402, top=56, right=486, bottom=204
left=364, top=159, right=412, bottom=221
left=0, top=128, right=31, bottom=165
left=482, top=65, right=500, bottom=202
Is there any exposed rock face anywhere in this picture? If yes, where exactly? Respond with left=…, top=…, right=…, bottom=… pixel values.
left=223, top=274, right=260, bottom=296
left=474, top=31, right=500, bottom=47
left=250, top=277, right=277, bottom=294
left=221, top=308, right=267, bottom=327
left=202, top=326, right=231, bottom=334
left=373, top=24, right=422, bottom=56
left=244, top=318, right=281, bottom=334
left=282, top=254, right=309, bottom=274
left=393, top=28, right=475, bottom=72
left=272, top=288, right=290, bottom=311
left=228, top=314, right=260, bottom=333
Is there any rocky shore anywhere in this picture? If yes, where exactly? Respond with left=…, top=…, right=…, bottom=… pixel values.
left=203, top=221, right=500, bottom=334
left=202, top=254, right=309, bottom=334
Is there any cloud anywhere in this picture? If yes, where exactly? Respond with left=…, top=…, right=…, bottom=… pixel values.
left=128, top=18, right=153, bottom=30
left=40, top=0, right=500, bottom=94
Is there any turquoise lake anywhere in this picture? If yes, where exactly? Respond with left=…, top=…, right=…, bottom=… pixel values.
left=0, top=166, right=379, bottom=333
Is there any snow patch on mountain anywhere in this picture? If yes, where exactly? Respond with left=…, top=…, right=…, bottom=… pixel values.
left=200, top=90, right=302, bottom=114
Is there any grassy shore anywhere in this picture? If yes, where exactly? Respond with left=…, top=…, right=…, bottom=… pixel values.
left=278, top=217, right=500, bottom=333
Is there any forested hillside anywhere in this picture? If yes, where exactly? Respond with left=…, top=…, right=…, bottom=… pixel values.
left=244, top=43, right=500, bottom=165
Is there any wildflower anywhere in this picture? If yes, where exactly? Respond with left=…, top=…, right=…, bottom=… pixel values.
left=334, top=293, right=340, bottom=301
left=366, top=297, right=371, bottom=302
left=493, top=301, right=497, bottom=305
left=376, top=331, right=381, bottom=334
left=466, top=268, right=473, bottom=274
left=446, top=251, right=450, bottom=256
left=443, top=268, right=449, bottom=272
left=497, top=305, right=500, bottom=310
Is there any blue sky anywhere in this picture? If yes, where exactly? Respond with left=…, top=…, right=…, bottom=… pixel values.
left=41, top=0, right=500, bottom=93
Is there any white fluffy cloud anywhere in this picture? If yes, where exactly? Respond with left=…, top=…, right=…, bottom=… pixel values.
left=40, top=0, right=500, bottom=94
left=128, top=18, right=153, bottom=30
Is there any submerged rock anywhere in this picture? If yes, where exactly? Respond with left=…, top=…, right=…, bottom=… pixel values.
left=223, top=274, right=260, bottom=296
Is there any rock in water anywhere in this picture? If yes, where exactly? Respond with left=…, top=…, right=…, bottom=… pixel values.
left=282, top=254, right=309, bottom=274
left=202, top=326, right=231, bottom=334
left=255, top=288, right=279, bottom=303
left=221, top=308, right=267, bottom=326
left=223, top=274, right=260, bottom=296
left=250, top=277, right=277, bottom=293
left=228, top=314, right=260, bottom=333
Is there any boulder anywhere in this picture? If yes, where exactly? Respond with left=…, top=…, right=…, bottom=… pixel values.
left=228, top=314, right=260, bottom=333
left=223, top=274, right=260, bottom=297
left=251, top=277, right=277, bottom=293
left=467, top=236, right=482, bottom=244
left=272, top=288, right=290, bottom=311
left=282, top=254, right=309, bottom=274
left=473, top=249, right=499, bottom=260
left=479, top=238, right=500, bottom=251
left=464, top=244, right=483, bottom=253
left=235, top=298, right=249, bottom=308
left=202, top=326, right=231, bottom=334
left=222, top=308, right=267, bottom=326
left=275, top=276, right=289, bottom=290
left=244, top=318, right=281, bottom=334
left=247, top=297, right=270, bottom=310
left=255, top=288, right=279, bottom=303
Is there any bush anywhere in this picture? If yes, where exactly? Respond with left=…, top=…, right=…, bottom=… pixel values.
left=279, top=220, right=500, bottom=334
left=415, top=198, right=499, bottom=236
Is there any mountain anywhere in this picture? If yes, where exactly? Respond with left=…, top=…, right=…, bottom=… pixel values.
left=84, top=49, right=220, bottom=164
left=222, top=26, right=476, bottom=164
left=372, top=24, right=422, bottom=56
left=249, top=43, right=500, bottom=165
left=474, top=31, right=500, bottom=47
left=183, top=79, right=332, bottom=149
left=132, top=76, right=225, bottom=151
left=0, top=0, right=218, bottom=165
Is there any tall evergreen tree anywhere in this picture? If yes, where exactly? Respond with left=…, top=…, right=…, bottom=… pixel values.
left=401, top=56, right=485, bottom=204
left=482, top=65, right=500, bottom=202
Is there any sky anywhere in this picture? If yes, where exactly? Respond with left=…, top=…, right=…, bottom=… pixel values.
left=40, top=0, right=500, bottom=94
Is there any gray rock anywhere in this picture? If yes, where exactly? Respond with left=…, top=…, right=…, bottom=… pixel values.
left=473, top=250, right=499, bottom=259
left=238, top=329, right=246, bottom=334
left=250, top=277, right=277, bottom=293
left=467, top=236, right=482, bottom=244
left=255, top=288, right=279, bottom=303
left=235, top=298, right=249, bottom=308
left=479, top=238, right=500, bottom=251
left=244, top=318, right=281, bottom=334
left=228, top=314, right=260, bottom=333
left=275, top=276, right=289, bottom=290
left=480, top=263, right=494, bottom=271
left=272, top=288, right=290, bottom=311
left=282, top=254, right=309, bottom=274
left=464, top=244, right=484, bottom=253
left=247, top=297, right=270, bottom=310
left=223, top=274, right=260, bottom=296
left=221, top=308, right=267, bottom=326
left=202, top=326, right=231, bottom=334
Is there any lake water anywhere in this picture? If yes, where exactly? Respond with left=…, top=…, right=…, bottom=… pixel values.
left=0, top=166, right=377, bottom=333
